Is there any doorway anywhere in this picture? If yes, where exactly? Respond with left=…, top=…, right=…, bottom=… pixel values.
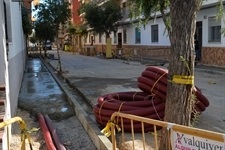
left=195, top=21, right=202, bottom=61
left=117, top=33, right=122, bottom=48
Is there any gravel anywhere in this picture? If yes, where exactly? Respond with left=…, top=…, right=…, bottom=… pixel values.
left=10, top=108, right=97, bottom=150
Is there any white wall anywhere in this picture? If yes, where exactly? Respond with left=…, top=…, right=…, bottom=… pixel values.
left=7, top=2, right=26, bottom=117
left=0, top=1, right=9, bottom=149
left=85, top=0, right=225, bottom=49
left=0, top=2, right=26, bottom=150
left=116, top=3, right=225, bottom=48
left=0, top=1, right=6, bottom=85
left=202, top=0, right=220, bottom=6
left=8, top=3, right=26, bottom=59
left=144, top=18, right=170, bottom=46
left=197, top=6, right=225, bottom=47
left=117, top=18, right=170, bottom=46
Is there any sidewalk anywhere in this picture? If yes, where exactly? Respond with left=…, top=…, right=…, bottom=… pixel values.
left=195, top=64, right=225, bottom=75
left=47, top=51, right=225, bottom=134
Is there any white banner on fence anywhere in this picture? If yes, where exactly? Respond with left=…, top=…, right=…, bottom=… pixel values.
left=171, top=130, right=225, bottom=150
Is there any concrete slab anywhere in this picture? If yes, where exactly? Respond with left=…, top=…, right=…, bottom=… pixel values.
left=18, top=58, right=75, bottom=120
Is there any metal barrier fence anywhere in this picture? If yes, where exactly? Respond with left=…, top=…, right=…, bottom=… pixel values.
left=109, top=112, right=225, bottom=150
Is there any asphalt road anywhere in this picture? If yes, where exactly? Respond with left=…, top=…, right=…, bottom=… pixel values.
left=48, top=50, right=225, bottom=134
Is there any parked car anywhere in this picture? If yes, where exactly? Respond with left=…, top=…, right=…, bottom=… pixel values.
left=43, top=40, right=52, bottom=50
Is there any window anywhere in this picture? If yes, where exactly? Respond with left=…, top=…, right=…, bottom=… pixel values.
left=91, top=35, right=95, bottom=45
left=122, top=2, right=129, bottom=19
left=4, top=2, right=8, bottom=41
left=93, top=36, right=95, bottom=43
left=123, top=29, right=127, bottom=43
left=135, top=27, right=141, bottom=44
left=105, top=34, right=107, bottom=43
left=113, top=32, right=117, bottom=43
left=122, top=2, right=127, bottom=14
left=151, top=25, right=158, bottom=42
left=89, top=34, right=91, bottom=43
left=208, top=16, right=221, bottom=42
left=99, top=33, right=102, bottom=43
left=4, top=1, right=12, bottom=42
left=122, top=2, right=126, bottom=8
left=85, top=36, right=87, bottom=43
left=89, top=35, right=95, bottom=45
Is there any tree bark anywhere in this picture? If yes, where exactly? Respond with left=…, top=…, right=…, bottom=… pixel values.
left=159, top=1, right=202, bottom=149
left=105, top=31, right=110, bottom=39
left=56, top=37, right=62, bottom=73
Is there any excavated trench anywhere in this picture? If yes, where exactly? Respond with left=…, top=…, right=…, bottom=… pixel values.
left=18, top=58, right=76, bottom=120
left=17, top=57, right=97, bottom=149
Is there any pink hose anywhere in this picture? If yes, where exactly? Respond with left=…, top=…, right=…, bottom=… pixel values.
left=44, top=115, right=66, bottom=150
left=37, top=113, right=56, bottom=150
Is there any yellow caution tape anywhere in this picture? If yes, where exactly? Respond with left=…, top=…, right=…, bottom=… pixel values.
left=101, top=121, right=112, bottom=137
left=0, top=117, right=38, bottom=150
left=101, top=120, right=121, bottom=137
left=172, top=75, right=194, bottom=85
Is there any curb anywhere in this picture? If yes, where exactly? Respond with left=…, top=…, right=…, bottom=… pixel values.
left=195, top=68, right=225, bottom=76
left=41, top=58, right=112, bottom=150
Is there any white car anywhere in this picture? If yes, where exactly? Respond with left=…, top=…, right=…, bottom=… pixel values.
left=44, top=40, right=52, bottom=50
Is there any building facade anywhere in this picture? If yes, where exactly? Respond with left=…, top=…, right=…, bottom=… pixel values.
left=71, top=0, right=82, bottom=25
left=83, top=0, right=225, bottom=67
left=0, top=0, right=34, bottom=149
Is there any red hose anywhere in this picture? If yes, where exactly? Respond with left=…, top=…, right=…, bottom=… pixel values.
left=137, top=66, right=210, bottom=108
left=95, top=110, right=165, bottom=124
left=138, top=76, right=167, bottom=94
left=94, top=67, right=210, bottom=133
left=93, top=91, right=165, bottom=132
left=142, top=70, right=168, bottom=85
left=145, top=66, right=168, bottom=74
left=44, top=115, right=66, bottom=150
left=94, top=102, right=165, bottom=117
left=138, top=82, right=166, bottom=100
left=37, top=113, right=56, bottom=150
left=98, top=92, right=163, bottom=109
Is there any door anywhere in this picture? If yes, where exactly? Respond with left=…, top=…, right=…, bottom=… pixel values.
left=195, top=21, right=202, bottom=61
left=117, top=33, right=122, bottom=48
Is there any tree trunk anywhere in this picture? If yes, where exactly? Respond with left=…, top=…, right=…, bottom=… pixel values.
left=105, top=31, right=110, bottom=39
left=39, top=42, right=42, bottom=55
left=105, top=31, right=112, bottom=58
left=44, top=48, right=47, bottom=58
left=159, top=1, right=202, bottom=149
left=56, top=36, right=62, bottom=73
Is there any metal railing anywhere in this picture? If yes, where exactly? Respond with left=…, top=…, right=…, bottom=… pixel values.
left=0, top=117, right=38, bottom=150
left=109, top=112, right=225, bottom=150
